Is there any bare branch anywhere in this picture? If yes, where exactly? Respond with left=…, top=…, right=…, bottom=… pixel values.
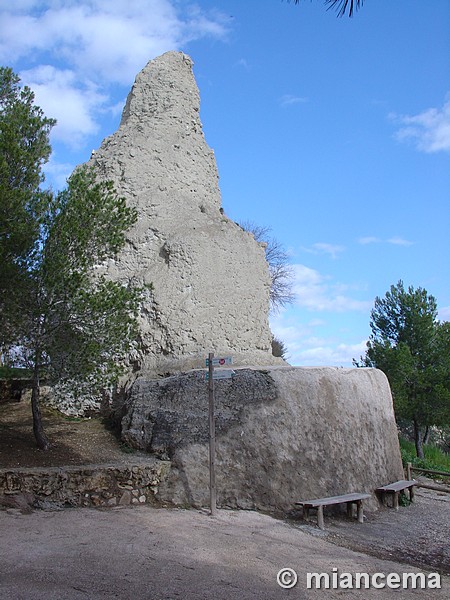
left=239, top=220, right=295, bottom=311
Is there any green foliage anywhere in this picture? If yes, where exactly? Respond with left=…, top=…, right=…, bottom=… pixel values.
left=355, top=281, right=450, bottom=458
left=0, top=366, right=32, bottom=379
left=19, top=164, right=145, bottom=394
left=1, top=69, right=147, bottom=447
left=0, top=67, right=55, bottom=346
left=399, top=437, right=450, bottom=475
left=25, top=165, right=146, bottom=393
left=43, top=167, right=138, bottom=274
left=119, top=441, right=137, bottom=454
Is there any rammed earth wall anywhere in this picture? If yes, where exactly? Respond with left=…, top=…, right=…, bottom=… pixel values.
left=0, top=460, right=171, bottom=510
left=120, top=366, right=404, bottom=513
left=88, top=51, right=281, bottom=376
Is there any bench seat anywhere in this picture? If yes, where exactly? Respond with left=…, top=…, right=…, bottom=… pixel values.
left=295, top=492, right=371, bottom=530
left=376, top=479, right=417, bottom=509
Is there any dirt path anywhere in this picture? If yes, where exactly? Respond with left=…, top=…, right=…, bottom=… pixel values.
left=0, top=505, right=448, bottom=600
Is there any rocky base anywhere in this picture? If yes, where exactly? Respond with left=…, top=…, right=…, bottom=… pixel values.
left=120, top=366, right=404, bottom=513
left=0, top=460, right=171, bottom=512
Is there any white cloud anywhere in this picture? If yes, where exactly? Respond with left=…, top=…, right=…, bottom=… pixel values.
left=270, top=313, right=320, bottom=346
left=279, top=94, right=308, bottom=107
left=387, top=236, right=414, bottom=247
left=290, top=339, right=368, bottom=367
left=292, top=264, right=371, bottom=313
left=21, top=65, right=107, bottom=148
left=0, top=1, right=230, bottom=151
left=235, top=58, right=250, bottom=70
left=358, top=236, right=381, bottom=245
left=358, top=236, right=413, bottom=247
left=270, top=313, right=367, bottom=366
left=391, top=94, right=450, bottom=153
left=42, top=154, right=75, bottom=191
left=309, top=242, right=345, bottom=259
left=0, top=1, right=230, bottom=84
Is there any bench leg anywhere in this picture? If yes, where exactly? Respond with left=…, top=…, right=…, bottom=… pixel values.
left=409, top=486, right=414, bottom=502
left=303, top=506, right=310, bottom=522
left=393, top=492, right=399, bottom=510
left=356, top=500, right=364, bottom=524
left=346, top=501, right=353, bottom=518
left=317, top=505, right=325, bottom=530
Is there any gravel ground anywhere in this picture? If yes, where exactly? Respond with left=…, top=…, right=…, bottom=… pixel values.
left=0, top=503, right=448, bottom=600
left=290, top=484, right=449, bottom=575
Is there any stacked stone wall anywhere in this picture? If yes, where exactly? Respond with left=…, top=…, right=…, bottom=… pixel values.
left=0, top=461, right=171, bottom=511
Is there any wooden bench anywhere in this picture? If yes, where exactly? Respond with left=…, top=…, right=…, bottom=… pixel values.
left=295, top=492, right=371, bottom=530
left=376, top=480, right=417, bottom=510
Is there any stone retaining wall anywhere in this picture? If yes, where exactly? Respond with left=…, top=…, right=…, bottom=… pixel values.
left=0, top=460, right=171, bottom=511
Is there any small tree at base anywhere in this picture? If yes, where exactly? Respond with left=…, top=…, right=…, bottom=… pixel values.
left=354, top=280, right=450, bottom=459
left=272, top=336, right=289, bottom=360
left=0, top=66, right=55, bottom=352
left=12, top=166, right=145, bottom=449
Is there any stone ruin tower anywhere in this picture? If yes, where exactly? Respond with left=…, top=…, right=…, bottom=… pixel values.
left=90, top=52, right=280, bottom=375
left=85, top=53, right=405, bottom=512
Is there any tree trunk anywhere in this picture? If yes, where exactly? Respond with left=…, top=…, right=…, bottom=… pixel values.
left=423, top=426, right=431, bottom=445
left=31, top=362, right=50, bottom=450
left=413, top=418, right=424, bottom=459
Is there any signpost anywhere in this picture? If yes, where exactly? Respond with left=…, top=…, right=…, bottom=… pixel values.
left=206, top=356, right=233, bottom=367
left=205, top=369, right=235, bottom=380
left=206, top=353, right=233, bottom=516
left=208, top=353, right=216, bottom=516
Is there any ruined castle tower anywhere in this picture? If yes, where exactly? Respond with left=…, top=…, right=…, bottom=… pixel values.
left=89, top=52, right=280, bottom=375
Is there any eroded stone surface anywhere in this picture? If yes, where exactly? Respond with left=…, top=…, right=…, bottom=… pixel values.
left=89, top=52, right=278, bottom=376
left=120, top=366, right=404, bottom=513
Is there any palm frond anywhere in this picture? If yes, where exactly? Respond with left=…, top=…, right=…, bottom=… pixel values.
left=293, top=0, right=364, bottom=18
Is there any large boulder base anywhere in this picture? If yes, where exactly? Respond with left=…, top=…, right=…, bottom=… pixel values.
left=120, top=366, right=404, bottom=513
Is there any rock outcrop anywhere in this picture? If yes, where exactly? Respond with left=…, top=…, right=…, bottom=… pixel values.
left=119, top=366, right=404, bottom=513
left=89, top=52, right=278, bottom=376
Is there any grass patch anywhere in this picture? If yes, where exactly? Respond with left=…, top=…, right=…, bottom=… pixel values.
left=119, top=441, right=137, bottom=454
left=0, top=366, right=33, bottom=379
left=399, top=436, right=450, bottom=477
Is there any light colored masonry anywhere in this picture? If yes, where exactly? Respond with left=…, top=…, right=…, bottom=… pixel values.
left=89, top=52, right=281, bottom=375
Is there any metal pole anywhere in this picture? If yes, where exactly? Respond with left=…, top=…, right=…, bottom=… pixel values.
left=208, top=352, right=216, bottom=516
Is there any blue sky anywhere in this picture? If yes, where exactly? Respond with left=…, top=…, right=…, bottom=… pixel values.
left=1, top=0, right=449, bottom=366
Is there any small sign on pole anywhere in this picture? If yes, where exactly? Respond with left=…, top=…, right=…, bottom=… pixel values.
left=205, top=369, right=235, bottom=380
left=206, top=356, right=233, bottom=367
left=206, top=353, right=234, bottom=516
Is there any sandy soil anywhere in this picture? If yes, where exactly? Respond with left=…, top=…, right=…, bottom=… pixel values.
left=0, top=504, right=448, bottom=600
left=0, top=399, right=147, bottom=468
